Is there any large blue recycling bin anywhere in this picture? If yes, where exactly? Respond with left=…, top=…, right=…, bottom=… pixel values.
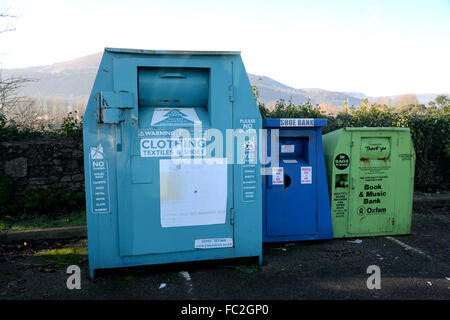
left=263, top=118, right=333, bottom=242
left=83, top=48, right=262, bottom=279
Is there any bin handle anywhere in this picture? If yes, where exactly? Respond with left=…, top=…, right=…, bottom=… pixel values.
left=116, top=122, right=122, bottom=152
left=159, top=73, right=185, bottom=79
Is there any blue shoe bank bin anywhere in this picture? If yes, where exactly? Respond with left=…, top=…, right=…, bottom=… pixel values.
left=263, top=118, right=333, bottom=242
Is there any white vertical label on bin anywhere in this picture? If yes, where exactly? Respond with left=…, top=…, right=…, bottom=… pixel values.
left=242, top=165, right=257, bottom=202
left=195, top=238, right=233, bottom=249
left=301, top=166, right=312, bottom=184
left=272, top=167, right=284, bottom=185
left=89, top=145, right=111, bottom=214
left=159, top=158, right=227, bottom=228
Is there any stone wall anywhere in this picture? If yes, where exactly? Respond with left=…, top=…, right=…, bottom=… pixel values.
left=0, top=138, right=84, bottom=197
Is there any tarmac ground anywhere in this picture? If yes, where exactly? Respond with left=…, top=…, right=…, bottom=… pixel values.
left=0, top=202, right=449, bottom=300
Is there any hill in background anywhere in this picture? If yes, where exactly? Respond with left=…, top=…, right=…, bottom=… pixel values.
left=2, top=53, right=102, bottom=101
left=248, top=74, right=364, bottom=108
left=2, top=52, right=447, bottom=111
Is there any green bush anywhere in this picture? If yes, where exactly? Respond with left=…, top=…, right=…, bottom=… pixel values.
left=264, top=99, right=325, bottom=119
left=57, top=112, right=82, bottom=138
left=259, top=96, right=450, bottom=191
left=2, top=187, right=85, bottom=216
left=0, top=112, right=82, bottom=142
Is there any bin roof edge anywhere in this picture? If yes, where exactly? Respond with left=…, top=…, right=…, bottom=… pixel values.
left=105, top=47, right=241, bottom=55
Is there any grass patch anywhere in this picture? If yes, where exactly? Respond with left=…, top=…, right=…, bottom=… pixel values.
left=35, top=247, right=88, bottom=268
left=114, top=274, right=135, bottom=287
left=0, top=211, right=86, bottom=232
left=234, top=264, right=261, bottom=275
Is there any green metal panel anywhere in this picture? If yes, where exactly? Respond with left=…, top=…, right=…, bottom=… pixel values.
left=323, top=127, right=415, bottom=238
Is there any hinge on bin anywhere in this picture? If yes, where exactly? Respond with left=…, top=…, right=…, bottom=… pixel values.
left=392, top=218, right=395, bottom=226
left=97, top=91, right=133, bottom=124
left=228, top=85, right=234, bottom=102
left=230, top=209, right=235, bottom=225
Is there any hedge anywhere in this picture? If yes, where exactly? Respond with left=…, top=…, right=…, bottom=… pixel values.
left=261, top=98, right=450, bottom=191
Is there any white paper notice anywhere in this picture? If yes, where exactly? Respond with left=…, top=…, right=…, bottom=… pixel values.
left=272, top=167, right=284, bottom=185
left=195, top=238, right=233, bottom=249
left=301, top=166, right=312, bottom=184
left=159, top=158, right=227, bottom=228
left=281, top=144, right=295, bottom=153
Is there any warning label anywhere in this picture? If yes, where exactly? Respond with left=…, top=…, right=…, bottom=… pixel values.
left=239, top=118, right=256, bottom=130
left=242, top=165, right=257, bottom=202
left=333, top=192, right=348, bottom=218
left=272, top=167, right=284, bottom=185
left=301, top=166, right=312, bottom=184
left=89, top=145, right=110, bottom=214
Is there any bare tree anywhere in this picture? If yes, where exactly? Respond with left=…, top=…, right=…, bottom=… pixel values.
left=0, top=68, right=39, bottom=129
left=5, top=96, right=44, bottom=129
left=1, top=6, right=39, bottom=129
left=0, top=76, right=31, bottom=112
left=0, top=5, right=17, bottom=34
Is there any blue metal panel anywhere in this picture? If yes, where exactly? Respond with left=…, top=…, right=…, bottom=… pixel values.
left=138, top=67, right=209, bottom=108
left=262, top=119, right=333, bottom=242
left=83, top=48, right=262, bottom=279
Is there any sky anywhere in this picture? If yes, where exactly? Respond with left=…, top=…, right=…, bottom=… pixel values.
left=0, top=0, right=449, bottom=96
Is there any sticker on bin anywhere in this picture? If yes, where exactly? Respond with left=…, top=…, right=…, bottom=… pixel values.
left=301, top=166, right=312, bottom=184
left=195, top=238, right=233, bottom=249
left=272, top=167, right=284, bottom=185
left=140, top=137, right=205, bottom=158
left=281, top=144, right=295, bottom=153
left=280, top=118, right=314, bottom=127
left=151, top=108, right=201, bottom=127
